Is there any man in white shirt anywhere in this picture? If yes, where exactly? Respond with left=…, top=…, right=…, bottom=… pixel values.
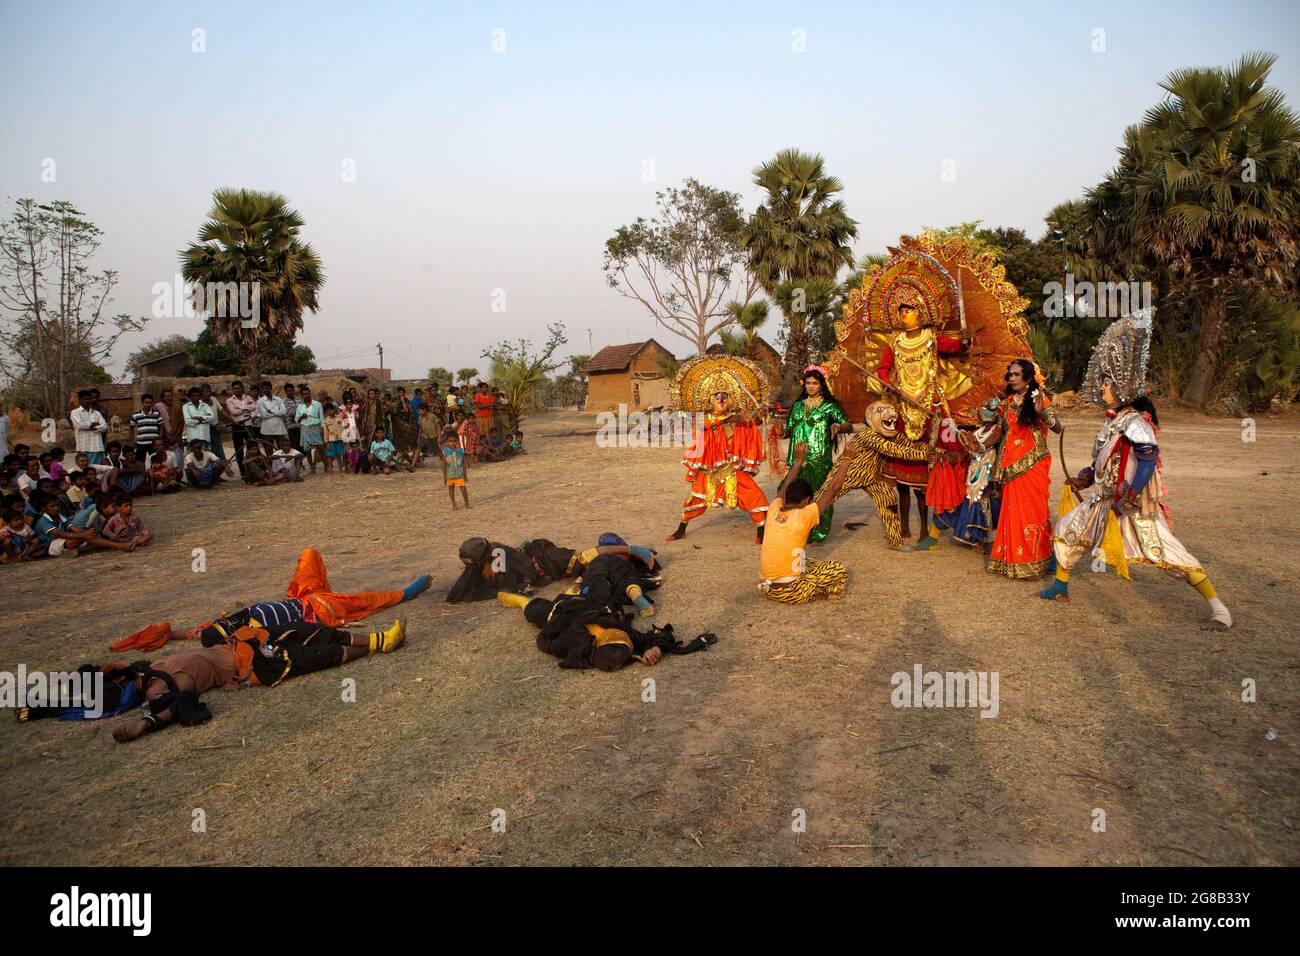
left=69, top=390, right=108, bottom=464
left=182, top=386, right=215, bottom=447
left=270, top=435, right=306, bottom=481
left=255, top=380, right=288, bottom=454
left=184, top=439, right=232, bottom=488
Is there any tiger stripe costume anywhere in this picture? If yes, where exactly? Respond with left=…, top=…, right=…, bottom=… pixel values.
left=825, top=430, right=930, bottom=550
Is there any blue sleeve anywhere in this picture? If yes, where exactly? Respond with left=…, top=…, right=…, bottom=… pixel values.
left=1129, top=443, right=1157, bottom=495
left=629, top=545, right=653, bottom=564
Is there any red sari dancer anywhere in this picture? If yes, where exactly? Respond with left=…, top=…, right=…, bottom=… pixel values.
left=981, top=359, right=1061, bottom=579
left=666, top=390, right=768, bottom=543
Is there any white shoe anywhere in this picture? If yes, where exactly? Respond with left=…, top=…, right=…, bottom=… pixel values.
left=1205, top=597, right=1233, bottom=630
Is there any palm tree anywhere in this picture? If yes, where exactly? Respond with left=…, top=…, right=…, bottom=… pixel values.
left=1080, top=53, right=1300, bottom=409
left=179, top=188, right=324, bottom=383
left=742, top=149, right=858, bottom=393
left=456, top=368, right=479, bottom=385
left=725, top=299, right=770, bottom=359
left=771, top=278, right=838, bottom=377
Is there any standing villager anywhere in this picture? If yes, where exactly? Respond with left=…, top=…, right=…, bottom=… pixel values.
left=282, top=383, right=301, bottom=452
left=70, top=390, right=108, bottom=465
left=295, top=384, right=325, bottom=474
left=978, top=359, right=1060, bottom=579
left=1041, top=311, right=1231, bottom=629
left=255, top=381, right=288, bottom=454
left=782, top=366, right=853, bottom=541
left=225, top=380, right=258, bottom=467
left=387, top=387, right=418, bottom=465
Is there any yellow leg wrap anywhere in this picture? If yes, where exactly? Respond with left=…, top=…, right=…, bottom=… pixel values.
left=1056, top=567, right=1070, bottom=584
left=626, top=584, right=643, bottom=601
left=929, top=521, right=941, bottom=538
left=497, top=591, right=530, bottom=609
left=1187, top=571, right=1216, bottom=600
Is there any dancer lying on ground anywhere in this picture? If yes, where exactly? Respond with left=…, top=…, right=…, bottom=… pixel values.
left=446, top=535, right=658, bottom=603
left=498, top=591, right=716, bottom=671
left=112, top=618, right=407, bottom=742
left=111, top=547, right=431, bottom=651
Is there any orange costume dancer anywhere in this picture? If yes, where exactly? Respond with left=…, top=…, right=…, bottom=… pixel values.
left=667, top=391, right=768, bottom=542
left=973, top=359, right=1061, bottom=578
left=284, top=547, right=425, bottom=626
left=110, top=548, right=431, bottom=652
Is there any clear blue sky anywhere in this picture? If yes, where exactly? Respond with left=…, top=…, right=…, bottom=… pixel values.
left=2, top=0, right=1298, bottom=377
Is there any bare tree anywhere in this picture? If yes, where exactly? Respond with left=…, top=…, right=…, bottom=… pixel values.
left=603, top=178, right=759, bottom=354
left=0, top=199, right=145, bottom=417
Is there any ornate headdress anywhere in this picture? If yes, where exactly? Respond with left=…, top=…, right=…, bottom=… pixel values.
left=669, top=354, right=771, bottom=415
left=803, top=364, right=829, bottom=378
left=1080, top=308, right=1154, bottom=406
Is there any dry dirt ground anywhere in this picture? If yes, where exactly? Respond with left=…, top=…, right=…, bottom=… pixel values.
left=1, top=408, right=1297, bottom=866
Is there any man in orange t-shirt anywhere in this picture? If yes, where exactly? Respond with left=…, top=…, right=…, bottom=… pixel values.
left=759, top=442, right=854, bottom=605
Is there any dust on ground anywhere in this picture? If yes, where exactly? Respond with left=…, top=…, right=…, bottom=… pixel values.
left=1, top=408, right=1296, bottom=866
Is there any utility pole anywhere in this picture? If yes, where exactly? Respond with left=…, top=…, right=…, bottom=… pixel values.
left=587, top=328, right=592, bottom=355
left=377, top=342, right=384, bottom=373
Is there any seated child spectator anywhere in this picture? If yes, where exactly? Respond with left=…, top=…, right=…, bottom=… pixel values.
left=3, top=453, right=23, bottom=484
left=346, top=440, right=368, bottom=474
left=54, top=477, right=78, bottom=517
left=145, top=438, right=181, bottom=493
left=30, top=491, right=93, bottom=558
left=101, top=494, right=153, bottom=547
left=322, top=403, right=345, bottom=475
left=38, top=451, right=56, bottom=479
left=241, top=444, right=285, bottom=486
left=103, top=441, right=127, bottom=473
left=66, top=470, right=93, bottom=509
left=1, top=505, right=39, bottom=562
left=108, top=444, right=149, bottom=496
left=184, top=439, right=230, bottom=488
left=509, top=429, right=525, bottom=455
left=483, top=427, right=506, bottom=462
left=369, top=428, right=396, bottom=475
left=271, top=436, right=306, bottom=481
left=47, top=446, right=68, bottom=480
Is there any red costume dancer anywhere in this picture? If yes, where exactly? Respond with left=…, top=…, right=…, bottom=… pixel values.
left=981, top=360, right=1060, bottom=578
left=667, top=391, right=768, bottom=541
left=915, top=419, right=969, bottom=548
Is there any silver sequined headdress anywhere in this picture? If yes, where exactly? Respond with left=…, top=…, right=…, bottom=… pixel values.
left=1080, top=307, right=1154, bottom=406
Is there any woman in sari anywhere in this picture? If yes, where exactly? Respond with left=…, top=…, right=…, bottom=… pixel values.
left=387, top=387, right=419, bottom=465
left=782, top=366, right=853, bottom=541
left=354, top=388, right=382, bottom=451
left=975, top=359, right=1061, bottom=579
